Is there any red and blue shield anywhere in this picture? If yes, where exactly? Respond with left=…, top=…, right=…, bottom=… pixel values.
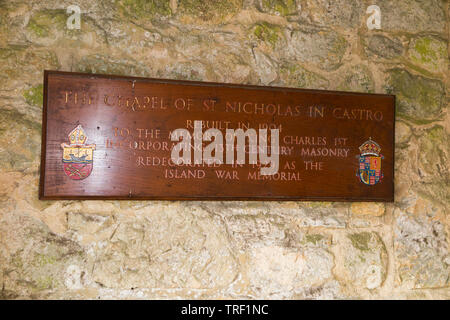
left=358, top=155, right=383, bottom=185
left=62, top=152, right=93, bottom=180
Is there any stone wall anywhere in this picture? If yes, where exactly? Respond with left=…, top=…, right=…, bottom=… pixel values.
left=0, top=0, right=448, bottom=299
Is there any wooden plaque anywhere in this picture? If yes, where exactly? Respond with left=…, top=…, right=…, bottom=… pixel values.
left=39, top=71, right=395, bottom=201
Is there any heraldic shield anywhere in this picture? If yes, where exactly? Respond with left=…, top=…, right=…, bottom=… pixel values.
left=61, top=125, right=96, bottom=180
left=357, top=138, right=383, bottom=186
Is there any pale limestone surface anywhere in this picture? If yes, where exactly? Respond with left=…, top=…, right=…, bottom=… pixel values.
left=0, top=0, right=448, bottom=299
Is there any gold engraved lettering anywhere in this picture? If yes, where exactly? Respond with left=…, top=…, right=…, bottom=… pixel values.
left=64, top=91, right=71, bottom=104
left=164, top=168, right=206, bottom=179
left=309, top=106, right=324, bottom=118
left=248, top=171, right=301, bottom=181
left=225, top=101, right=302, bottom=117
left=104, top=95, right=113, bottom=106
left=214, top=170, right=239, bottom=180
left=333, top=107, right=383, bottom=121
left=300, top=147, right=349, bottom=157
left=304, top=161, right=324, bottom=170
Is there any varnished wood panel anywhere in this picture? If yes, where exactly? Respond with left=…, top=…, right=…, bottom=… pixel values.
left=39, top=71, right=395, bottom=201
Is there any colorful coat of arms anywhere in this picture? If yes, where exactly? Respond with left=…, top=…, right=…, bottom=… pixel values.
left=61, top=125, right=96, bottom=180
left=357, top=138, right=383, bottom=186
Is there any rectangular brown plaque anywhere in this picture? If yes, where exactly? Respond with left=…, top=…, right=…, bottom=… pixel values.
left=39, top=70, right=395, bottom=201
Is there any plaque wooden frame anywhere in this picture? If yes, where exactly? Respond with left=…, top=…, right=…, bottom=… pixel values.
left=39, top=70, right=395, bottom=201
